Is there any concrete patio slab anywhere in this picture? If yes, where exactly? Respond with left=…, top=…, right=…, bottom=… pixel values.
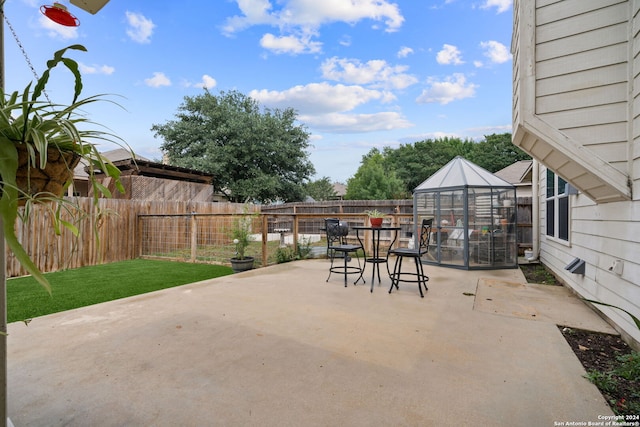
left=7, top=259, right=615, bottom=426
left=474, top=278, right=618, bottom=333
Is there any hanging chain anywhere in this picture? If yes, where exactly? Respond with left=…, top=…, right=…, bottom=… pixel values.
left=3, top=12, right=53, bottom=104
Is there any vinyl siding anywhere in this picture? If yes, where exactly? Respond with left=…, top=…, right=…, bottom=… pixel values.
left=515, top=0, right=640, bottom=346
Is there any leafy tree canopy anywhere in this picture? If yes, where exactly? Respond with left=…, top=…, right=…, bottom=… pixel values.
left=345, top=149, right=407, bottom=200
left=304, top=177, right=337, bottom=201
left=151, top=90, right=315, bottom=203
left=354, top=133, right=530, bottom=196
left=468, top=133, right=531, bottom=173
left=383, top=136, right=475, bottom=192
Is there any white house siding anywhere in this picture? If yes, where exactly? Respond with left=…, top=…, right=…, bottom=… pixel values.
left=538, top=175, right=640, bottom=345
left=512, top=0, right=631, bottom=202
left=514, top=0, right=640, bottom=347
left=535, top=0, right=630, bottom=173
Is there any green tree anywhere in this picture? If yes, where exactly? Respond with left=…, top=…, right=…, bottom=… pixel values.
left=468, top=133, right=530, bottom=172
left=304, top=177, right=337, bottom=201
left=151, top=90, right=315, bottom=203
left=384, top=137, right=474, bottom=192
left=345, top=149, right=406, bottom=200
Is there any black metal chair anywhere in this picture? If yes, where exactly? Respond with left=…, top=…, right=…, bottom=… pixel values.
left=324, top=218, right=365, bottom=287
left=387, top=218, right=432, bottom=297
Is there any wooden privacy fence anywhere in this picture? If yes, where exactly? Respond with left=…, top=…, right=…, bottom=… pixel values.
left=5, top=198, right=252, bottom=278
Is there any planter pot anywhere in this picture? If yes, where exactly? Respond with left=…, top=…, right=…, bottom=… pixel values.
left=230, top=256, right=254, bottom=273
left=369, top=217, right=383, bottom=227
left=15, top=145, right=80, bottom=204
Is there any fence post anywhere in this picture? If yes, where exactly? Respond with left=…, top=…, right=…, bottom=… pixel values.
left=292, top=214, right=298, bottom=253
left=262, top=214, right=268, bottom=267
left=190, top=212, right=197, bottom=262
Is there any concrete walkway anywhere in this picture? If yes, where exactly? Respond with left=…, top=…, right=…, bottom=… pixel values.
left=7, top=260, right=616, bottom=426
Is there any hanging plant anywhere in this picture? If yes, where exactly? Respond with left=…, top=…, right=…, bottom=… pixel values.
left=0, top=44, right=129, bottom=291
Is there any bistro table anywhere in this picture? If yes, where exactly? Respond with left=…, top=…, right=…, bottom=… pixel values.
left=353, top=225, right=401, bottom=292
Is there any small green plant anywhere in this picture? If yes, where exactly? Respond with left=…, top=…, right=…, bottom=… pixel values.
left=275, top=237, right=313, bottom=264
left=297, top=236, right=312, bottom=260
left=230, top=204, right=257, bottom=260
left=275, top=246, right=297, bottom=263
left=613, top=352, right=640, bottom=380
left=584, top=370, right=617, bottom=393
left=364, top=209, right=386, bottom=218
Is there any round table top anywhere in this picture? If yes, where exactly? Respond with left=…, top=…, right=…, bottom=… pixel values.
left=352, top=225, right=401, bottom=230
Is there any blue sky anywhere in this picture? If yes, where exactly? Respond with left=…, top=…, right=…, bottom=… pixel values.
left=3, top=0, right=513, bottom=184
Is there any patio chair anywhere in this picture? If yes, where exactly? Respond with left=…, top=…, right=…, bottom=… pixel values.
left=387, top=218, right=432, bottom=297
left=324, top=218, right=365, bottom=287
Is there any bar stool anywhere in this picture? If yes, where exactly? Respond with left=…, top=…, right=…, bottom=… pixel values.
left=324, top=218, right=365, bottom=287
left=387, top=218, right=432, bottom=297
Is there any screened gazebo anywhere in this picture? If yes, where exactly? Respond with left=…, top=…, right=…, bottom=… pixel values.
left=414, top=156, right=517, bottom=270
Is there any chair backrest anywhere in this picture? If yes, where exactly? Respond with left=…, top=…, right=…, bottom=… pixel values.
left=325, top=218, right=349, bottom=246
left=418, top=218, right=433, bottom=254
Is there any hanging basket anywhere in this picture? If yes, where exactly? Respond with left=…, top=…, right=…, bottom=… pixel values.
left=14, top=144, right=80, bottom=204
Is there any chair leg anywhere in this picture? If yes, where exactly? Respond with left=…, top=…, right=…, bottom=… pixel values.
left=354, top=252, right=364, bottom=285
left=326, top=251, right=335, bottom=282
left=414, top=257, right=424, bottom=298
left=343, top=252, right=349, bottom=287
left=417, top=257, right=429, bottom=293
left=389, top=255, right=402, bottom=293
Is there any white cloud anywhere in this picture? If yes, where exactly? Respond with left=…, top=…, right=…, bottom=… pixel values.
left=260, top=33, right=322, bottom=54
left=79, top=63, right=115, bottom=75
left=190, top=75, right=217, bottom=90
left=144, top=72, right=171, bottom=88
left=299, top=112, right=413, bottom=133
left=436, top=44, right=464, bottom=65
left=224, top=0, right=404, bottom=34
left=126, top=11, right=155, bottom=44
left=249, top=82, right=411, bottom=133
left=250, top=82, right=387, bottom=115
left=339, top=36, right=352, bottom=47
left=417, top=73, right=477, bottom=105
left=221, top=0, right=276, bottom=34
left=39, top=15, right=78, bottom=40
left=397, top=46, right=414, bottom=58
left=480, top=40, right=511, bottom=64
left=223, top=0, right=403, bottom=55
left=321, top=57, right=418, bottom=90
left=480, top=0, right=512, bottom=13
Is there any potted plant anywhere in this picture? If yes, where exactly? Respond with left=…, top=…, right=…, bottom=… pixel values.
left=365, top=209, right=386, bottom=227
left=229, top=207, right=256, bottom=272
left=0, top=44, right=127, bottom=291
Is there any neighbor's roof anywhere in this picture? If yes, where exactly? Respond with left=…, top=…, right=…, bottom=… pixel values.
left=494, top=160, right=532, bottom=185
left=333, top=182, right=346, bottom=197
left=74, top=148, right=151, bottom=180
left=414, top=156, right=514, bottom=191
left=102, top=148, right=151, bottom=163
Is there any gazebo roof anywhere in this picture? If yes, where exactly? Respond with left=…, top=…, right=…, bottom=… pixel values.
left=414, top=156, right=514, bottom=191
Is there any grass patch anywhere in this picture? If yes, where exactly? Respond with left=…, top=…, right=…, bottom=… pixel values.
left=520, top=263, right=559, bottom=285
left=7, top=259, right=233, bottom=323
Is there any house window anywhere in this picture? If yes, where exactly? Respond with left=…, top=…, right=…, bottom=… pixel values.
left=546, top=169, right=569, bottom=241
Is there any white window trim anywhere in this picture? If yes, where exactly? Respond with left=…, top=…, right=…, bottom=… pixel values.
left=545, top=170, right=571, bottom=246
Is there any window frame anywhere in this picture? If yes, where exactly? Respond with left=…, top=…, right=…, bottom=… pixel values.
left=545, top=169, right=570, bottom=244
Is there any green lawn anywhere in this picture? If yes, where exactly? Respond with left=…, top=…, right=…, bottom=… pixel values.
left=7, top=259, right=233, bottom=323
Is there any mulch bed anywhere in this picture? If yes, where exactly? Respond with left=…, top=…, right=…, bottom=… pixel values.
left=559, top=326, right=639, bottom=416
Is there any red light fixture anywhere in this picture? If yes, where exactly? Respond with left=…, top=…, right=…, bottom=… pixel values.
left=41, top=3, right=80, bottom=27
